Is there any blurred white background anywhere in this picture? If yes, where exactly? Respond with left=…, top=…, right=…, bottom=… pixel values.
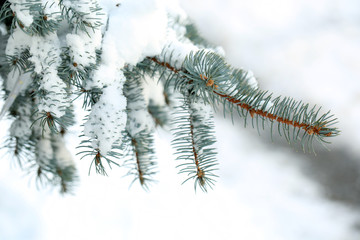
left=1, top=0, right=360, bottom=239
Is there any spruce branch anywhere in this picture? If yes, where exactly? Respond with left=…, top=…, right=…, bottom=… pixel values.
left=1, top=0, right=61, bottom=36
left=0, top=0, right=341, bottom=194
left=172, top=93, right=218, bottom=192
left=123, top=69, right=158, bottom=188
left=125, top=132, right=157, bottom=190
left=147, top=50, right=339, bottom=152
left=2, top=135, right=34, bottom=169
left=77, top=142, right=120, bottom=176
left=59, top=0, right=104, bottom=34
left=148, top=99, right=168, bottom=127
left=31, top=111, right=63, bottom=134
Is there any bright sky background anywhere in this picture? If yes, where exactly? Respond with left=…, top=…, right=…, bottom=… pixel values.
left=1, top=0, right=360, bottom=239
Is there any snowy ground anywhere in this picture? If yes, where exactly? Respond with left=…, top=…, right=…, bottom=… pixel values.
left=1, top=0, right=360, bottom=240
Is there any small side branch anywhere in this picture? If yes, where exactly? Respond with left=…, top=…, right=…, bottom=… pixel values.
left=148, top=57, right=179, bottom=74
left=214, top=91, right=329, bottom=136
left=147, top=55, right=338, bottom=142
left=189, top=114, right=205, bottom=186
left=131, top=138, right=145, bottom=185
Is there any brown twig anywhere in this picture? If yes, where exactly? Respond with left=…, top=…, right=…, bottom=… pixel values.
left=132, top=138, right=145, bottom=185
left=189, top=113, right=205, bottom=185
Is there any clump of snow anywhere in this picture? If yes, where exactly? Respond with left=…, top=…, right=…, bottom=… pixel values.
left=245, top=70, right=258, bottom=89
left=87, top=64, right=115, bottom=89
left=162, top=0, right=188, bottom=22
left=66, top=32, right=101, bottom=70
left=0, top=72, right=32, bottom=121
left=35, top=130, right=53, bottom=167
left=5, top=28, right=32, bottom=56
left=41, top=0, right=62, bottom=22
left=9, top=0, right=34, bottom=27
left=99, top=0, right=168, bottom=68
left=126, top=80, right=155, bottom=137
left=190, top=99, right=213, bottom=127
left=126, top=109, right=154, bottom=137
left=84, top=78, right=127, bottom=155
left=36, top=69, right=69, bottom=117
left=142, top=75, right=166, bottom=107
left=3, top=69, right=20, bottom=94
left=64, top=0, right=106, bottom=72
left=29, top=34, right=70, bottom=117
left=62, top=0, right=105, bottom=27
left=160, top=29, right=199, bottom=69
left=52, top=134, right=75, bottom=168
left=86, top=57, right=125, bottom=89
left=29, top=34, right=61, bottom=74
left=9, top=101, right=33, bottom=138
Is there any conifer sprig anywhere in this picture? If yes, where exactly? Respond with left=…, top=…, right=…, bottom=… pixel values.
left=148, top=99, right=168, bottom=127
left=125, top=132, right=157, bottom=190
left=77, top=142, right=121, bottom=176
left=0, top=0, right=341, bottom=194
left=172, top=94, right=218, bottom=192
left=59, top=0, right=104, bottom=34
left=147, top=50, right=339, bottom=152
left=123, top=70, right=158, bottom=189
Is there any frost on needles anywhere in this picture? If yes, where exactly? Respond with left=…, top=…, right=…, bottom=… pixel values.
left=0, top=0, right=339, bottom=193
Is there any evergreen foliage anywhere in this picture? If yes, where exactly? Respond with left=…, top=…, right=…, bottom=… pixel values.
left=0, top=0, right=339, bottom=193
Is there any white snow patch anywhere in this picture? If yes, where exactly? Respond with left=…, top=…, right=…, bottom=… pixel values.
left=9, top=102, right=33, bottom=138
left=29, top=34, right=69, bottom=117
left=142, top=76, right=166, bottom=106
left=0, top=72, right=32, bottom=121
left=245, top=70, right=258, bottom=89
left=52, top=134, right=75, bottom=168
left=29, top=34, right=61, bottom=74
left=190, top=99, right=213, bottom=127
left=99, top=0, right=168, bottom=68
left=66, top=30, right=103, bottom=70
left=9, top=0, right=34, bottom=27
left=84, top=79, right=127, bottom=154
left=36, top=131, right=53, bottom=166
left=5, top=28, right=32, bottom=56
left=41, top=0, right=62, bottom=21
left=126, top=109, right=154, bottom=136
left=160, top=29, right=199, bottom=69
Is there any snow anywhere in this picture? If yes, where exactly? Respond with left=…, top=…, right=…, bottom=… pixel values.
left=99, top=0, right=168, bottom=68
left=41, top=0, right=61, bottom=19
left=30, top=34, right=60, bottom=74
left=160, top=29, right=199, bottom=69
left=245, top=70, right=258, bottom=89
left=125, top=78, right=155, bottom=136
left=66, top=31, right=102, bottom=69
left=158, top=12, right=200, bottom=69
left=52, top=134, right=75, bottom=168
left=142, top=76, right=166, bottom=106
left=0, top=71, right=32, bottom=121
left=64, top=0, right=106, bottom=73
left=5, top=28, right=32, bottom=56
left=9, top=0, right=34, bottom=27
left=62, top=0, right=104, bottom=27
left=9, top=101, right=32, bottom=138
left=29, top=34, right=69, bottom=117
left=0, top=0, right=359, bottom=240
left=36, top=130, right=53, bottom=166
left=84, top=79, right=127, bottom=154
left=190, top=99, right=213, bottom=127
